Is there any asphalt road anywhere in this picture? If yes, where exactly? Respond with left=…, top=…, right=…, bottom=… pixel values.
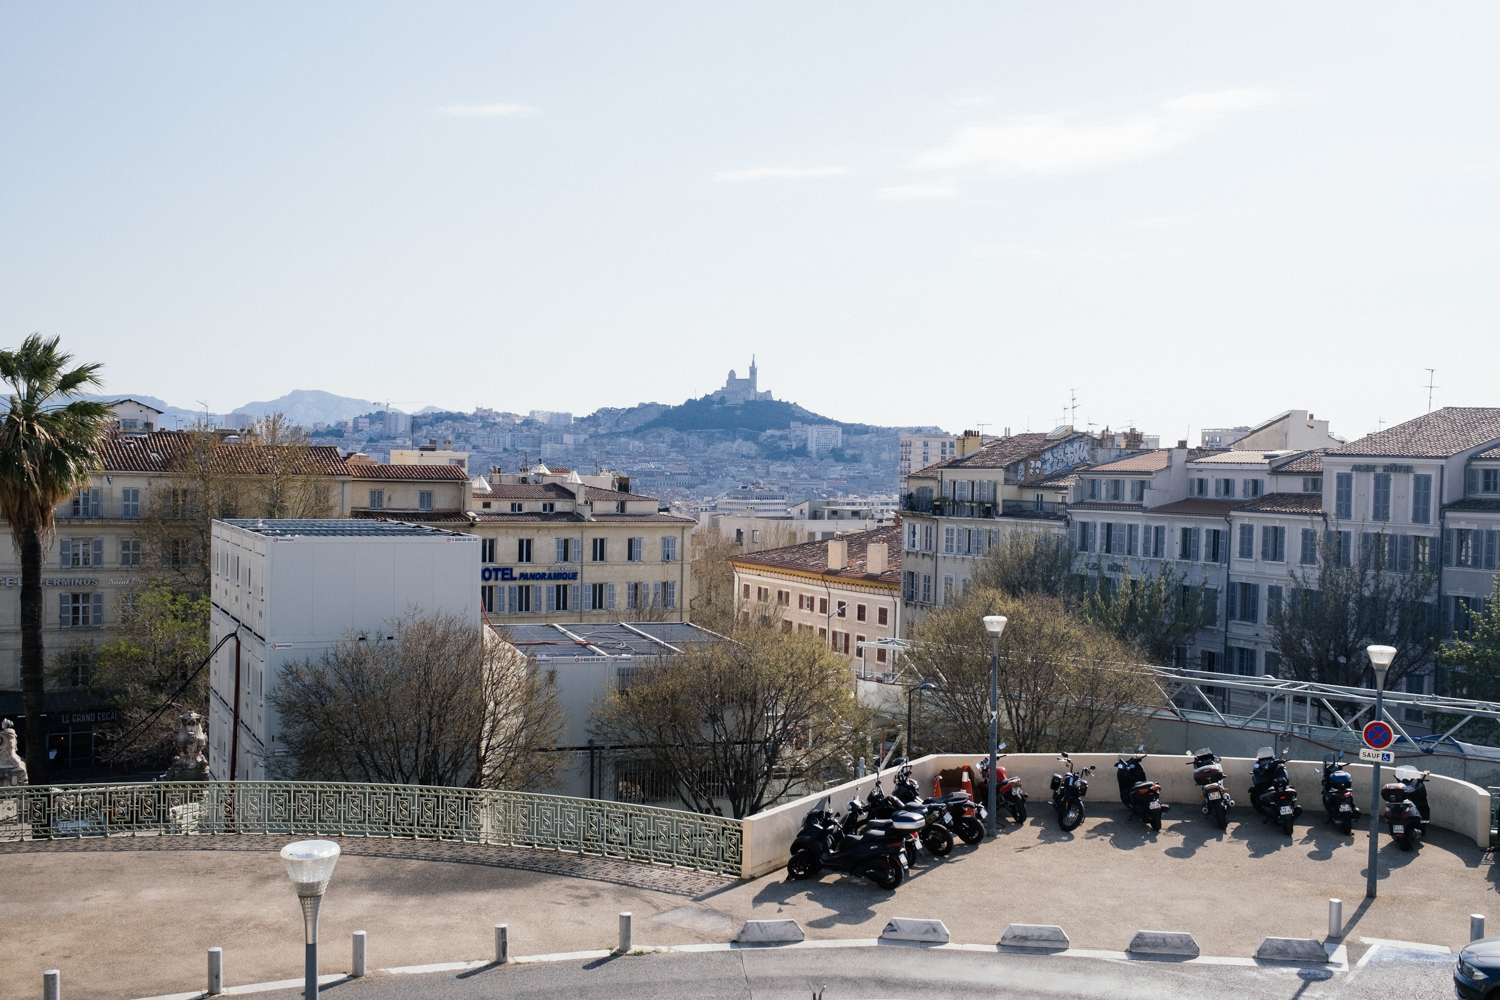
left=235, top=944, right=1458, bottom=1000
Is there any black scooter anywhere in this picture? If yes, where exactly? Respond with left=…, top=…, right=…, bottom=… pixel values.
left=890, top=765, right=982, bottom=847
left=1115, top=745, right=1167, bottom=831
left=1380, top=765, right=1431, bottom=851
left=787, top=807, right=913, bottom=888
left=1320, top=752, right=1359, bottom=835
left=1249, top=746, right=1301, bottom=835
left=1187, top=747, right=1232, bottom=829
left=1051, top=752, right=1095, bottom=832
left=845, top=777, right=925, bottom=866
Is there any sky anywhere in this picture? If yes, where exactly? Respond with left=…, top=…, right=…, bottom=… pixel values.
left=3, top=3, right=1498, bottom=443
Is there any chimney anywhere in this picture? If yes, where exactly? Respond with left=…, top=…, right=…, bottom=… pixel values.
left=1177, top=439, right=1188, bottom=449
left=866, top=542, right=888, bottom=576
left=827, top=537, right=847, bottom=571
left=956, top=430, right=984, bottom=457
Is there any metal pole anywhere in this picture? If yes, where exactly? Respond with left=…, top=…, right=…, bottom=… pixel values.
left=43, top=969, right=59, bottom=1000
left=1328, top=899, right=1342, bottom=938
left=988, top=636, right=999, bottom=836
left=351, top=931, right=366, bottom=978
left=208, top=947, right=223, bottom=995
left=1473, top=915, right=1486, bottom=942
left=300, top=895, right=321, bottom=999
left=906, top=689, right=913, bottom=758
left=495, top=923, right=508, bottom=964
left=1365, top=676, right=1385, bottom=899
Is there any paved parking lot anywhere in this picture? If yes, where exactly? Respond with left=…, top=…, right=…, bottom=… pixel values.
left=3, top=803, right=1493, bottom=999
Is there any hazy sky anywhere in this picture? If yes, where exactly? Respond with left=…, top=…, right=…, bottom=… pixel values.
left=3, top=3, right=1497, bottom=441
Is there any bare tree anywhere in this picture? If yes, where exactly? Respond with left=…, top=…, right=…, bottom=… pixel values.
left=1268, top=529, right=1439, bottom=688
left=271, top=612, right=565, bottom=790
left=588, top=626, right=867, bottom=817
left=688, top=527, right=739, bottom=634
left=907, top=588, right=1153, bottom=754
left=1080, top=564, right=1218, bottom=664
left=972, top=529, right=1075, bottom=598
left=1435, top=576, right=1500, bottom=743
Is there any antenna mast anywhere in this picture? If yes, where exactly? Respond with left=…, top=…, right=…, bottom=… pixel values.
left=1425, top=369, right=1438, bottom=412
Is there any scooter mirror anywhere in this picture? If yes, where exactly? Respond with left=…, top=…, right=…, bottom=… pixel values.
left=1137, top=744, right=1146, bottom=752
left=997, top=742, right=1007, bottom=751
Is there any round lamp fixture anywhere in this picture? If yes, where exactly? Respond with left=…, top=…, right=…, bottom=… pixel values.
left=983, top=615, right=1008, bottom=637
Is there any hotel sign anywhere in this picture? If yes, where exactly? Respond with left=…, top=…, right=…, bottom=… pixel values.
left=480, top=567, right=578, bottom=582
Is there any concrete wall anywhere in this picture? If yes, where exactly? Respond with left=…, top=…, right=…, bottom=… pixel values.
left=740, top=751, right=1492, bottom=878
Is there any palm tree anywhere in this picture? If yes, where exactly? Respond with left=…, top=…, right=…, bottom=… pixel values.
left=0, top=335, right=110, bottom=784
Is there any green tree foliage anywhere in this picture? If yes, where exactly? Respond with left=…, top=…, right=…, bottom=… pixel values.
left=1268, top=529, right=1438, bottom=687
left=906, top=588, right=1154, bottom=755
left=588, top=626, right=866, bottom=817
left=0, top=334, right=111, bottom=782
left=971, top=529, right=1074, bottom=598
left=1080, top=565, right=1218, bottom=664
left=1436, top=576, right=1500, bottom=743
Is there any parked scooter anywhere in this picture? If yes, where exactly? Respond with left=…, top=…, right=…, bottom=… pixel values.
left=976, top=742, right=1029, bottom=825
left=1186, top=747, right=1233, bottom=829
left=1380, top=765, right=1431, bottom=851
left=890, top=762, right=987, bottom=846
left=1115, top=745, right=1168, bottom=831
left=1051, top=752, right=1095, bottom=832
left=1320, top=752, right=1359, bottom=835
left=1249, top=746, right=1301, bottom=835
left=844, top=776, right=925, bottom=866
left=787, top=807, right=912, bottom=888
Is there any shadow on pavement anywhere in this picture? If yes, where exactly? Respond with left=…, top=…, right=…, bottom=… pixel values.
left=750, top=875, right=884, bottom=930
left=1083, top=811, right=1161, bottom=850
left=1299, top=818, right=1356, bottom=861
left=1162, top=811, right=1227, bottom=858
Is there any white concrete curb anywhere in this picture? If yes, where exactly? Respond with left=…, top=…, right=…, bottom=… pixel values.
left=880, top=918, right=950, bottom=944
left=736, top=919, right=805, bottom=944
left=1255, top=936, right=1331, bottom=963
left=999, top=923, right=1070, bottom=949
left=1126, top=930, right=1200, bottom=958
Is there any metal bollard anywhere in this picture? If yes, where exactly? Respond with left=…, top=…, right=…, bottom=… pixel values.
left=857, top=757, right=866, bottom=778
left=619, top=911, right=632, bottom=953
left=351, top=931, right=366, bottom=978
left=207, top=947, right=223, bottom=995
left=1328, top=899, right=1343, bottom=938
left=495, top=923, right=508, bottom=964
left=43, top=970, right=59, bottom=1000
left=1473, top=914, right=1486, bottom=942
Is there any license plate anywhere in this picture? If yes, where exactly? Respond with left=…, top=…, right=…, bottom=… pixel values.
left=1279, top=806, right=1293, bottom=816
left=1207, top=792, right=1221, bottom=800
left=943, top=812, right=952, bottom=823
left=1148, top=800, right=1161, bottom=809
left=1339, top=804, right=1352, bottom=812
left=977, top=808, right=987, bottom=819
left=1392, top=824, right=1404, bottom=834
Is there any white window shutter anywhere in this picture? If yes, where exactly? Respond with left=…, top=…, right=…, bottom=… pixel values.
left=59, top=593, right=68, bottom=628
left=574, top=537, right=583, bottom=563
left=92, top=593, right=103, bottom=626
left=607, top=582, right=615, bottom=610
left=652, top=581, right=661, bottom=607
left=571, top=584, right=580, bottom=610
left=60, top=538, right=71, bottom=568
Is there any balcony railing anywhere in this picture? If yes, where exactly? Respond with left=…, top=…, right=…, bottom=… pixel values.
left=0, top=780, right=743, bottom=877
left=1000, top=499, right=1068, bottom=519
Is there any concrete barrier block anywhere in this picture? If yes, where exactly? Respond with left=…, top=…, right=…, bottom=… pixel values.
left=1127, top=930, right=1200, bottom=958
left=881, top=918, right=951, bottom=944
left=1255, top=937, right=1330, bottom=963
left=1001, top=924, right=1070, bottom=949
left=736, top=919, right=805, bottom=944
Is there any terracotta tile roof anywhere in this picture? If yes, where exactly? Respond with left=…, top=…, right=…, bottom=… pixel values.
left=1069, top=501, right=1143, bottom=512
left=1146, top=498, right=1243, bottom=516
left=1028, top=470, right=1083, bottom=489
left=581, top=486, right=657, bottom=502
left=1274, top=451, right=1325, bottom=474
left=480, top=484, right=576, bottom=500
left=347, top=463, right=469, bottom=481
left=730, top=524, right=903, bottom=585
left=98, top=432, right=349, bottom=476
left=1477, top=446, right=1500, bottom=460
left=349, top=510, right=473, bottom=523
left=1330, top=407, right=1500, bottom=459
left=1445, top=497, right=1500, bottom=512
left=1088, top=451, right=1171, bottom=473
left=1238, top=492, right=1323, bottom=515
left=909, top=432, right=1052, bottom=476
left=469, top=511, right=585, bottom=524
left=586, top=513, right=695, bottom=524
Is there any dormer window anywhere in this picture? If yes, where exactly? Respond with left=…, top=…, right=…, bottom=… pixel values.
left=510, top=502, right=523, bottom=513
left=616, top=501, right=626, bottom=513
left=541, top=502, right=555, bottom=513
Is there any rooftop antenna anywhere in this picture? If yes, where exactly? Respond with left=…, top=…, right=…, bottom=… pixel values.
left=1425, top=368, right=1438, bottom=412
left=975, top=423, right=991, bottom=437
left=1069, top=389, right=1079, bottom=428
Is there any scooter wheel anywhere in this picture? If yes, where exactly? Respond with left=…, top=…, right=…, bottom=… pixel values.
left=1280, top=814, right=1294, bottom=836
left=921, top=826, right=954, bottom=857
left=870, top=858, right=903, bottom=889
left=1061, top=804, right=1084, bottom=832
left=787, top=851, right=819, bottom=880
left=1010, top=799, right=1028, bottom=824
left=1211, top=801, right=1228, bottom=830
left=1149, top=812, right=1161, bottom=832
left=1395, top=831, right=1414, bottom=852
left=1338, top=817, right=1352, bottom=836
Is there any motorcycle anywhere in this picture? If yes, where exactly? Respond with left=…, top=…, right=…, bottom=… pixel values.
left=1320, top=752, right=1359, bottom=836
left=891, top=763, right=986, bottom=846
left=1249, top=746, right=1301, bottom=835
left=1186, top=747, right=1233, bottom=829
left=1115, top=745, right=1168, bottom=831
left=1051, top=752, right=1095, bottom=832
left=976, top=742, right=1029, bottom=825
left=845, top=776, right=926, bottom=866
left=1380, top=765, right=1431, bottom=851
left=787, top=807, right=913, bottom=888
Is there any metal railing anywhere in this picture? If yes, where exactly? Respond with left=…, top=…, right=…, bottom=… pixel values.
left=0, top=781, right=743, bottom=876
left=999, top=499, right=1068, bottom=519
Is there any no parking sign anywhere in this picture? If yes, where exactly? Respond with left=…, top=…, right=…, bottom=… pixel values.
left=1363, top=720, right=1394, bottom=750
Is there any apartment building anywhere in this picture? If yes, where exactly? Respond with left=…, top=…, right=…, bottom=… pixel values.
left=728, top=525, right=902, bottom=676
left=464, top=476, right=694, bottom=624
left=898, top=434, right=956, bottom=493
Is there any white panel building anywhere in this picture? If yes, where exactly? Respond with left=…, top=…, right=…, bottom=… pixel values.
left=208, top=519, right=480, bottom=780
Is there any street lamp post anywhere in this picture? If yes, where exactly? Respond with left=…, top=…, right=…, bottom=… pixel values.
left=1364, top=644, right=1397, bottom=900
left=906, top=682, right=937, bottom=760
left=281, top=840, right=341, bottom=999
left=983, top=616, right=1008, bottom=836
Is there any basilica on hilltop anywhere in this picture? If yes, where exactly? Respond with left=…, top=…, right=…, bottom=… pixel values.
left=709, top=357, right=775, bottom=405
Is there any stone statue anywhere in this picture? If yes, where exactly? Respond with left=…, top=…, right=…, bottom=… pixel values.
left=0, top=719, right=27, bottom=787
left=164, top=711, right=209, bottom=782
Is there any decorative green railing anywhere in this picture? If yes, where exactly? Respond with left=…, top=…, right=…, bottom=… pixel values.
left=0, top=781, right=743, bottom=876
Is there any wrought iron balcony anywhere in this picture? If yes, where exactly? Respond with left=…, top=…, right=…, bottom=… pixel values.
left=1000, top=499, right=1068, bottom=519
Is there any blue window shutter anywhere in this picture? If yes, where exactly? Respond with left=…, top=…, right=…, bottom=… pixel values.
left=1226, top=584, right=1238, bottom=620
left=1443, top=529, right=1454, bottom=566
left=92, top=538, right=104, bottom=567
left=60, top=538, right=71, bottom=568
left=1248, top=584, right=1259, bottom=624
left=92, top=593, right=103, bottom=626
left=59, top=593, right=68, bottom=628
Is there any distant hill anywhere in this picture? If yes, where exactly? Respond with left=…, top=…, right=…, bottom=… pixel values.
left=231, top=389, right=382, bottom=426
left=634, top=396, right=846, bottom=435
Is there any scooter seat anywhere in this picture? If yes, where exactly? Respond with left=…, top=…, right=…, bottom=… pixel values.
left=1130, top=780, right=1156, bottom=795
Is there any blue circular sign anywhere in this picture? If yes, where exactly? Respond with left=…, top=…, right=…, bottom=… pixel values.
left=1363, top=720, right=1394, bottom=750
